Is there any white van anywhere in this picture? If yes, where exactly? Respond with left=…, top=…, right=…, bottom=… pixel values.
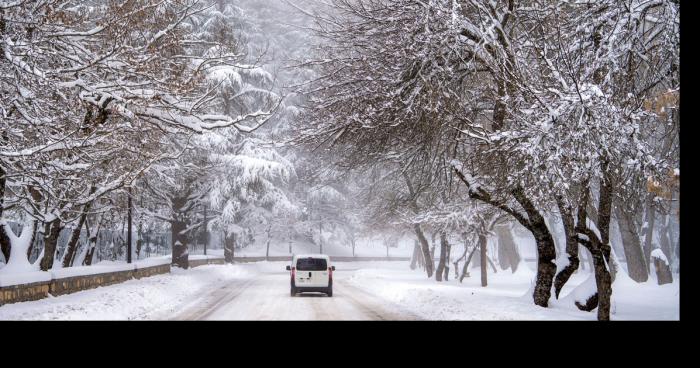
left=286, top=254, right=335, bottom=297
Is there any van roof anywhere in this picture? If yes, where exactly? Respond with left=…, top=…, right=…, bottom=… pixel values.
left=293, top=254, right=331, bottom=260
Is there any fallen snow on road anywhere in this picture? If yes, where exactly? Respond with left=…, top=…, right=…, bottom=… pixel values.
left=0, top=260, right=679, bottom=320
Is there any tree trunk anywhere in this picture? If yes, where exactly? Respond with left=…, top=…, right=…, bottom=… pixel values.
left=40, top=218, right=63, bottom=271
left=82, top=215, right=101, bottom=266
left=26, top=223, right=39, bottom=260
left=413, top=223, right=433, bottom=277
left=511, top=187, right=556, bottom=307
left=266, top=225, right=271, bottom=260
left=171, top=218, right=189, bottom=269
left=410, top=240, right=420, bottom=270
left=575, top=249, right=612, bottom=321
left=224, top=231, right=235, bottom=263
left=642, top=197, right=656, bottom=272
left=574, top=172, right=614, bottom=321
left=459, top=246, right=478, bottom=282
left=479, top=234, right=487, bottom=287
left=203, top=205, right=209, bottom=256
left=652, top=255, right=673, bottom=285
left=127, top=188, right=133, bottom=263
left=495, top=225, right=520, bottom=273
left=497, top=231, right=511, bottom=271
left=596, top=171, right=614, bottom=321
left=659, top=215, right=673, bottom=264
left=553, top=198, right=581, bottom=298
left=62, top=197, right=94, bottom=267
left=435, top=232, right=448, bottom=281
left=0, top=167, right=11, bottom=262
left=454, top=237, right=468, bottom=279
left=615, top=206, right=648, bottom=282
left=444, top=237, right=451, bottom=281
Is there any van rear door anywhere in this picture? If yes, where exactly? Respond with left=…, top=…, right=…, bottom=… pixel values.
left=295, top=257, right=329, bottom=287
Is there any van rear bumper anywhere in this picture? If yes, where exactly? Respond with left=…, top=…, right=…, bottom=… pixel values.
left=294, top=286, right=330, bottom=293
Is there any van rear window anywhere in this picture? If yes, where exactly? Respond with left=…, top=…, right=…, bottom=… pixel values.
left=296, top=258, right=328, bottom=271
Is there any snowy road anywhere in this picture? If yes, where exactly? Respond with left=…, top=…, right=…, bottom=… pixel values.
left=171, top=267, right=422, bottom=320
left=0, top=261, right=678, bottom=320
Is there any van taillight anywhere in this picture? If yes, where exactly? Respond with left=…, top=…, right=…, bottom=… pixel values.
left=328, top=266, right=332, bottom=279
left=291, top=267, right=296, bottom=278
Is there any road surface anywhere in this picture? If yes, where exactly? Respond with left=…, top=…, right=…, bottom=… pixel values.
left=170, top=265, right=422, bottom=320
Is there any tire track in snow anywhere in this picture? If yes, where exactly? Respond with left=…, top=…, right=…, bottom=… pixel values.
left=172, top=278, right=256, bottom=320
left=335, top=279, right=423, bottom=320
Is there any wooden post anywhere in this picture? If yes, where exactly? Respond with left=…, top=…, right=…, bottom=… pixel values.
left=127, top=187, right=132, bottom=264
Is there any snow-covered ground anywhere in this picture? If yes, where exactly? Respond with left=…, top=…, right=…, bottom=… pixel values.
left=0, top=264, right=253, bottom=320
left=345, top=262, right=679, bottom=320
left=0, top=260, right=678, bottom=320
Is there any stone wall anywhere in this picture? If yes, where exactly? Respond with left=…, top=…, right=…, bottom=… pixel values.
left=188, top=257, right=225, bottom=268
left=134, top=263, right=171, bottom=279
left=49, top=270, right=135, bottom=296
left=0, top=263, right=170, bottom=306
left=0, top=281, right=51, bottom=305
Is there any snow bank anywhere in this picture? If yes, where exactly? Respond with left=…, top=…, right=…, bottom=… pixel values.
left=0, top=271, right=52, bottom=287
left=50, top=261, right=136, bottom=279
left=0, top=257, right=171, bottom=287
left=0, top=263, right=255, bottom=320
left=0, top=221, right=37, bottom=274
left=348, top=262, right=678, bottom=320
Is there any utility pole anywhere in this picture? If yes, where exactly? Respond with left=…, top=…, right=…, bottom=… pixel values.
left=203, top=204, right=208, bottom=256
left=127, top=187, right=132, bottom=264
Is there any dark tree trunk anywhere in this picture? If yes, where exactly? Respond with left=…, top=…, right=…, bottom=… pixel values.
left=171, top=218, right=189, bottom=269
left=203, top=205, right=209, bottom=256
left=410, top=240, right=421, bottom=270
left=266, top=225, right=271, bottom=260
left=224, top=231, right=235, bottom=263
left=82, top=216, right=100, bottom=266
left=40, top=218, right=63, bottom=271
left=0, top=167, right=10, bottom=262
left=553, top=198, right=581, bottom=298
left=453, top=237, right=468, bottom=279
left=652, top=256, right=673, bottom=285
left=659, top=216, right=673, bottom=264
left=26, top=223, right=39, bottom=260
left=0, top=224, right=9, bottom=262
left=413, top=223, right=433, bottom=277
left=444, top=237, right=451, bottom=281
left=530, top=224, right=557, bottom=307
left=511, top=187, right=557, bottom=307
left=459, top=246, right=478, bottom=282
left=127, top=188, right=133, bottom=263
left=642, top=197, right=656, bottom=272
left=435, top=232, right=448, bottom=281
left=615, top=206, right=648, bottom=282
left=62, top=196, right=94, bottom=267
left=575, top=249, right=612, bottom=321
left=479, top=234, right=487, bottom=287
left=403, top=172, right=432, bottom=276
left=574, top=170, right=614, bottom=321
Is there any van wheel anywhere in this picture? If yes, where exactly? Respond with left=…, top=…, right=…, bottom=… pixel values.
left=291, top=288, right=297, bottom=297
left=327, top=288, right=333, bottom=297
